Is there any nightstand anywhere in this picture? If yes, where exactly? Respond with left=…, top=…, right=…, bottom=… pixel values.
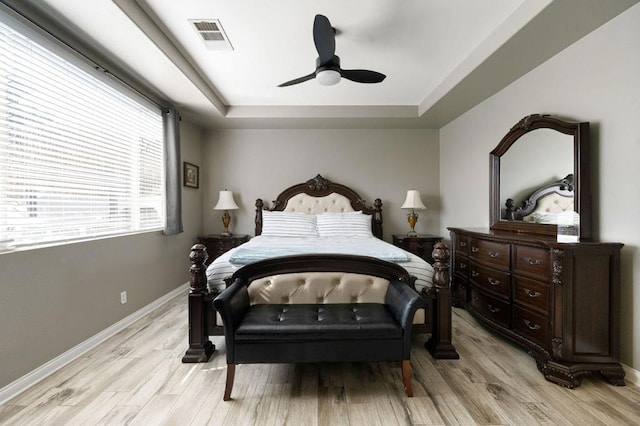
left=392, top=234, right=442, bottom=265
left=198, top=234, right=249, bottom=265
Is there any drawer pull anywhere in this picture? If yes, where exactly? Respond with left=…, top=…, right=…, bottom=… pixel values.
left=488, top=251, right=500, bottom=258
left=471, top=271, right=479, bottom=277
left=524, top=288, right=542, bottom=298
left=471, top=247, right=479, bottom=253
left=459, top=263, right=467, bottom=269
left=487, top=304, right=500, bottom=313
left=525, top=257, right=542, bottom=265
left=488, top=278, right=500, bottom=286
left=460, top=241, right=467, bottom=247
left=523, top=319, right=541, bottom=330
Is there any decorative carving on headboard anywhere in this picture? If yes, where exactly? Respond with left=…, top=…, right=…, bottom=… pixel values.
left=307, top=174, right=331, bottom=191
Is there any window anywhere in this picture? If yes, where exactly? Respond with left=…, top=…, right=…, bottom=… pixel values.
left=0, top=17, right=164, bottom=251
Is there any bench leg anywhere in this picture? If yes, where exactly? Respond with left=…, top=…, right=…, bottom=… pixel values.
left=223, top=364, right=235, bottom=401
left=402, top=360, right=414, bottom=397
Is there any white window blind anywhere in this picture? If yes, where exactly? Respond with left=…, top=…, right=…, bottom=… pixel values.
left=0, top=18, right=164, bottom=251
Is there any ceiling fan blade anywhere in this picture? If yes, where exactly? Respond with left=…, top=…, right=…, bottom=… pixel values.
left=340, top=69, right=386, bottom=84
left=277, top=72, right=316, bottom=87
left=313, top=14, right=335, bottom=64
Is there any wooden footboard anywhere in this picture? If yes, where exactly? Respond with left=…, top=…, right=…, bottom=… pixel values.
left=182, top=242, right=458, bottom=362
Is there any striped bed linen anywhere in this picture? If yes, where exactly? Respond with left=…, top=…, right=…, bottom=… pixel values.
left=205, top=236, right=434, bottom=293
left=229, top=236, right=410, bottom=264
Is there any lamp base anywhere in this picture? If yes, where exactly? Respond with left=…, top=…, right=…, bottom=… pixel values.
left=406, top=210, right=419, bottom=236
left=221, top=210, right=232, bottom=237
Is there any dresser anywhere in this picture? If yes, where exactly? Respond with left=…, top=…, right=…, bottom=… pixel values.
left=449, top=227, right=624, bottom=388
left=392, top=234, right=441, bottom=264
left=198, top=234, right=249, bottom=265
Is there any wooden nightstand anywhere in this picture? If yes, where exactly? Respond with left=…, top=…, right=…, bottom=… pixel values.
left=392, top=234, right=442, bottom=265
left=198, top=234, right=249, bottom=265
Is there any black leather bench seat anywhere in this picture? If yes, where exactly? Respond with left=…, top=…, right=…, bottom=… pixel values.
left=235, top=303, right=402, bottom=341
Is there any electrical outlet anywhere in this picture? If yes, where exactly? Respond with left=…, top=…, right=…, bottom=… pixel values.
left=120, top=291, right=127, bottom=304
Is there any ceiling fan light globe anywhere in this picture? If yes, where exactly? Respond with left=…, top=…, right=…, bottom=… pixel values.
left=316, top=70, right=341, bottom=86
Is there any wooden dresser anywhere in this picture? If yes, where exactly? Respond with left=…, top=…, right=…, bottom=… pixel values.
left=449, top=227, right=624, bottom=388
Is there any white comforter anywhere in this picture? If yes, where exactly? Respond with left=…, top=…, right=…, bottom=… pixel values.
left=205, top=235, right=434, bottom=293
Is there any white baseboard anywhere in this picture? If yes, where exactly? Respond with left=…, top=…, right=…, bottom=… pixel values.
left=0, top=283, right=188, bottom=405
left=623, top=363, right=640, bottom=387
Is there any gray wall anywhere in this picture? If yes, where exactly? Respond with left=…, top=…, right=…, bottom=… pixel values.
left=201, top=129, right=441, bottom=241
left=439, top=4, right=640, bottom=369
left=0, top=119, right=204, bottom=389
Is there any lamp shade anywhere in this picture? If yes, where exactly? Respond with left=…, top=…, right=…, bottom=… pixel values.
left=213, top=190, right=239, bottom=210
left=401, top=190, right=426, bottom=210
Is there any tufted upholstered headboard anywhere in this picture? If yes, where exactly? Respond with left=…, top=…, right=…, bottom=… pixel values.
left=255, top=174, right=383, bottom=239
left=505, top=174, right=574, bottom=223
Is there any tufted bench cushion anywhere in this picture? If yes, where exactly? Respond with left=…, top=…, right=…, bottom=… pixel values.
left=235, top=303, right=402, bottom=342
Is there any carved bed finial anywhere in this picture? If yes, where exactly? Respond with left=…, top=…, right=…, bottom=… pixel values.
left=306, top=174, right=331, bottom=191
left=189, top=244, right=209, bottom=293
left=431, top=242, right=450, bottom=291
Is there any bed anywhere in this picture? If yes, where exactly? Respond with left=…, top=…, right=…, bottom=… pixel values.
left=182, top=174, right=458, bottom=363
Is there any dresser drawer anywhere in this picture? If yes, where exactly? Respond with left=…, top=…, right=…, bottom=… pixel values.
left=469, top=238, right=510, bottom=270
left=452, top=273, right=469, bottom=306
left=453, top=253, right=469, bottom=277
left=513, top=275, right=549, bottom=314
left=470, top=288, right=509, bottom=329
left=513, top=245, right=550, bottom=280
left=454, top=234, right=469, bottom=255
left=513, top=306, right=550, bottom=348
left=469, top=261, right=510, bottom=298
left=213, top=239, right=236, bottom=251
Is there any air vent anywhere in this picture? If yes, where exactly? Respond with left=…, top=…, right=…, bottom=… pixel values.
left=189, top=19, right=233, bottom=51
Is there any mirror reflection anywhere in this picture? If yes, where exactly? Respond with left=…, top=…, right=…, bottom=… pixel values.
left=499, top=129, right=574, bottom=224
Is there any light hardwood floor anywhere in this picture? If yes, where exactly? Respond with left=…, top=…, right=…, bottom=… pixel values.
left=2, top=295, right=639, bottom=425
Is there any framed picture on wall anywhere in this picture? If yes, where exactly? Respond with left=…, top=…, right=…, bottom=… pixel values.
left=183, top=162, right=199, bottom=188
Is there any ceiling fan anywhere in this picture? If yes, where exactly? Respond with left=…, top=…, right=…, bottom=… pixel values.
left=278, top=14, right=386, bottom=87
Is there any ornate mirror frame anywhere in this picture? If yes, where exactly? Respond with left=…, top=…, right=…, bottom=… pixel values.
left=489, top=114, right=592, bottom=240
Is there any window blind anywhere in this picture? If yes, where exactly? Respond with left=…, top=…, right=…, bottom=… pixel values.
left=0, top=19, right=164, bottom=250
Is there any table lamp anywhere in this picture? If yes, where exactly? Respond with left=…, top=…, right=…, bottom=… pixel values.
left=401, top=190, right=426, bottom=235
left=213, top=190, right=239, bottom=236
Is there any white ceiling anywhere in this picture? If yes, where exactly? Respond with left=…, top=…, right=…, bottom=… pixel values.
left=28, top=0, right=640, bottom=129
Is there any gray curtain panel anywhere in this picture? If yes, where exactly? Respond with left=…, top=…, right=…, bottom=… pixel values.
left=163, top=108, right=183, bottom=235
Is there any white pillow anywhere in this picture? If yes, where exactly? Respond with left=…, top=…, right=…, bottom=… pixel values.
left=261, top=210, right=318, bottom=237
left=320, top=210, right=363, bottom=215
left=316, top=213, right=372, bottom=237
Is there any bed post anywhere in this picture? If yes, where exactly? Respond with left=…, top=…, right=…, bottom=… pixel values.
left=424, top=242, right=459, bottom=359
left=255, top=198, right=264, bottom=236
left=182, top=244, right=215, bottom=363
left=372, top=198, right=383, bottom=239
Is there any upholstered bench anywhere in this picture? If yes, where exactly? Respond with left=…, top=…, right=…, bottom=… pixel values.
left=213, top=254, right=425, bottom=400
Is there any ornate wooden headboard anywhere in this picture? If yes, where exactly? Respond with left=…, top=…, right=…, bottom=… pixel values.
left=505, top=174, right=574, bottom=222
left=254, top=174, right=383, bottom=239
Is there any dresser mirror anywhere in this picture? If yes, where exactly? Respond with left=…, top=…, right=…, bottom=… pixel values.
left=489, top=114, right=592, bottom=240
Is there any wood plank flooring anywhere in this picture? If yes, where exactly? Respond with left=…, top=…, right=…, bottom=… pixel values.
left=2, top=294, right=639, bottom=425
